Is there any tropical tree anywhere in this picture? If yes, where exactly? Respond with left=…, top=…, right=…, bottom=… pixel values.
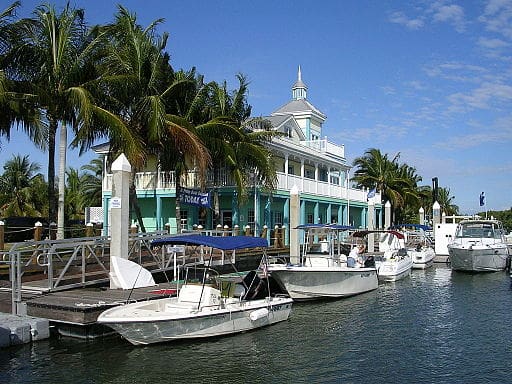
left=0, top=154, right=46, bottom=216
left=5, top=3, right=114, bottom=238
left=195, top=75, right=278, bottom=224
left=80, top=6, right=210, bottom=231
left=352, top=148, right=405, bottom=206
left=80, top=157, right=103, bottom=208
left=437, top=187, right=459, bottom=216
left=352, top=148, right=428, bottom=224
left=0, top=1, right=44, bottom=150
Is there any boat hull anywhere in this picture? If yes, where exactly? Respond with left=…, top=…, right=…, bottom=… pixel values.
left=448, top=245, right=508, bottom=272
left=268, top=266, right=378, bottom=301
left=409, top=248, right=435, bottom=269
left=97, top=297, right=293, bottom=345
left=376, top=258, right=413, bottom=282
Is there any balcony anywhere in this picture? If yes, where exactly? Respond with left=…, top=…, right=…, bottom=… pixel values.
left=104, top=170, right=379, bottom=204
left=299, top=139, right=345, bottom=159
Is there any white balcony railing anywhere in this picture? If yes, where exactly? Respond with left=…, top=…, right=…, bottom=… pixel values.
left=104, top=170, right=379, bottom=204
left=299, top=139, right=345, bottom=159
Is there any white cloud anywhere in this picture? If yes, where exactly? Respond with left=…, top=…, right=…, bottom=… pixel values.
left=430, top=2, right=467, bottom=32
left=388, top=11, right=425, bottom=29
left=477, top=37, right=509, bottom=49
left=448, top=82, right=512, bottom=110
left=479, top=0, right=512, bottom=39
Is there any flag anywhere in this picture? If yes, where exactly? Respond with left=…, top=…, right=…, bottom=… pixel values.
left=479, top=192, right=485, bottom=207
left=367, top=188, right=376, bottom=200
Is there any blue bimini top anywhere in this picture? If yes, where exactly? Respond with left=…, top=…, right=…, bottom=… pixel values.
left=151, top=234, right=268, bottom=250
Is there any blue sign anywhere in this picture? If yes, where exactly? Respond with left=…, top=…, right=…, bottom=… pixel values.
left=179, top=188, right=212, bottom=208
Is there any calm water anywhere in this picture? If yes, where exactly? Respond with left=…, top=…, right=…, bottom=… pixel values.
left=1, top=265, right=511, bottom=384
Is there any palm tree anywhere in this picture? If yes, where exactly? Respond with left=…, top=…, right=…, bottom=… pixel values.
left=5, top=4, right=93, bottom=237
left=0, top=154, right=46, bottom=216
left=80, top=158, right=103, bottom=208
left=0, top=1, right=44, bottom=149
left=86, top=7, right=210, bottom=231
left=352, top=148, right=404, bottom=206
left=437, top=187, right=459, bottom=216
left=195, top=75, right=278, bottom=224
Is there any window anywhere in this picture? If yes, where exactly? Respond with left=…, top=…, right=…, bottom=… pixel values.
left=307, top=214, right=314, bottom=224
left=274, top=211, right=283, bottom=227
left=180, top=210, right=188, bottom=231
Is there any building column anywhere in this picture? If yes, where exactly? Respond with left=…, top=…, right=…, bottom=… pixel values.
left=156, top=196, right=162, bottom=230
left=314, top=163, right=319, bottom=194
left=284, top=154, right=289, bottom=190
left=300, top=199, right=306, bottom=225
left=283, top=197, right=290, bottom=246
left=314, top=201, right=319, bottom=223
left=327, top=203, right=332, bottom=223
left=338, top=205, right=343, bottom=224
left=300, top=159, right=305, bottom=192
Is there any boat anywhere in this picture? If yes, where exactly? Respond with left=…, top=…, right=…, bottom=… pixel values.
left=97, top=235, right=293, bottom=345
left=447, top=219, right=509, bottom=272
left=353, top=230, right=413, bottom=282
left=267, top=224, right=379, bottom=301
left=391, top=224, right=435, bottom=269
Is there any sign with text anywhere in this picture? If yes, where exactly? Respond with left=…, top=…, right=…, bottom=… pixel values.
left=178, top=188, right=212, bottom=208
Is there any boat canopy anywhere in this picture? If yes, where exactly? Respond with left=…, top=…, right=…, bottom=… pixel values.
left=151, top=235, right=268, bottom=250
left=352, top=230, right=405, bottom=239
left=390, top=224, right=432, bottom=231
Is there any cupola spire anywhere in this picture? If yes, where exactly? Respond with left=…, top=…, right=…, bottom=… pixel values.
left=292, top=65, right=307, bottom=100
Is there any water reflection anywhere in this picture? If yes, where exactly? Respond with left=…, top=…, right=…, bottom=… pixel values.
left=1, top=265, right=511, bottom=384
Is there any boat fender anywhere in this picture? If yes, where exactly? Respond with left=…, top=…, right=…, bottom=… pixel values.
left=249, top=308, right=269, bottom=321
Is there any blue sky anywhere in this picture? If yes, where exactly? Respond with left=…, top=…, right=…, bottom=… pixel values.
left=5, top=0, right=512, bottom=214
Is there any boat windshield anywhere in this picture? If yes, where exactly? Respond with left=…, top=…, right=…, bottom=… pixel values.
left=455, top=223, right=502, bottom=239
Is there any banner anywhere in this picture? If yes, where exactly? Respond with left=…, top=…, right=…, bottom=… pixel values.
left=179, top=188, right=212, bottom=208
left=479, top=192, right=485, bottom=207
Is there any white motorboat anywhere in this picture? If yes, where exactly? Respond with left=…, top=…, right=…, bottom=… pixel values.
left=268, top=224, right=378, bottom=301
left=97, top=235, right=293, bottom=345
left=354, top=230, right=413, bottom=282
left=447, top=220, right=509, bottom=272
left=392, top=224, right=435, bottom=269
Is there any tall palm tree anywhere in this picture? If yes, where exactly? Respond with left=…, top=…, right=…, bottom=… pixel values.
left=195, top=75, right=278, bottom=224
left=437, top=187, right=459, bottom=216
left=86, top=7, right=210, bottom=231
left=352, top=148, right=404, bottom=206
left=0, top=1, right=44, bottom=149
left=0, top=154, right=45, bottom=216
left=6, top=3, right=111, bottom=238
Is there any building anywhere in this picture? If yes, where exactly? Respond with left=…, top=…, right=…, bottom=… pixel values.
left=94, top=68, right=383, bottom=242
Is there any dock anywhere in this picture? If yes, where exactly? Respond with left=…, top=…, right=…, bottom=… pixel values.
left=0, top=232, right=289, bottom=345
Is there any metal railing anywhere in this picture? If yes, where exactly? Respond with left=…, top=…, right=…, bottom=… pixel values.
left=0, top=231, right=184, bottom=294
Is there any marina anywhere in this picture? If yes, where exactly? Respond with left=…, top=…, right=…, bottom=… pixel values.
left=2, top=264, right=511, bottom=384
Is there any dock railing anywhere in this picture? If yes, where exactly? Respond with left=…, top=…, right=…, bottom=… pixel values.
left=0, top=231, right=188, bottom=295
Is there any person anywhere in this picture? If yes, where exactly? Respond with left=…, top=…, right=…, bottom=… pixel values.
left=347, top=244, right=365, bottom=267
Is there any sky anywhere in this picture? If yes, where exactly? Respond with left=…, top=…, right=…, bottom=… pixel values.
left=4, top=0, right=512, bottom=214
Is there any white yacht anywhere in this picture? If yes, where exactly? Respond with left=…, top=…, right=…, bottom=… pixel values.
left=268, top=224, right=378, bottom=301
left=97, top=235, right=293, bottom=345
left=447, top=220, right=509, bottom=272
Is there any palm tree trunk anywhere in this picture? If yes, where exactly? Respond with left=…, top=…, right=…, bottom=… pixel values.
left=57, top=123, right=66, bottom=239
left=48, top=118, right=57, bottom=224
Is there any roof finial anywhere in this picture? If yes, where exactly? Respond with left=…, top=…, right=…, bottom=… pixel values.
left=292, top=65, right=307, bottom=100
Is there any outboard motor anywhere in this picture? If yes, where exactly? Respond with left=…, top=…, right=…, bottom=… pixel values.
left=242, top=270, right=266, bottom=300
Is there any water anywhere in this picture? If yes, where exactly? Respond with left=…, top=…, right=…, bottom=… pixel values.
left=1, top=265, right=511, bottom=384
